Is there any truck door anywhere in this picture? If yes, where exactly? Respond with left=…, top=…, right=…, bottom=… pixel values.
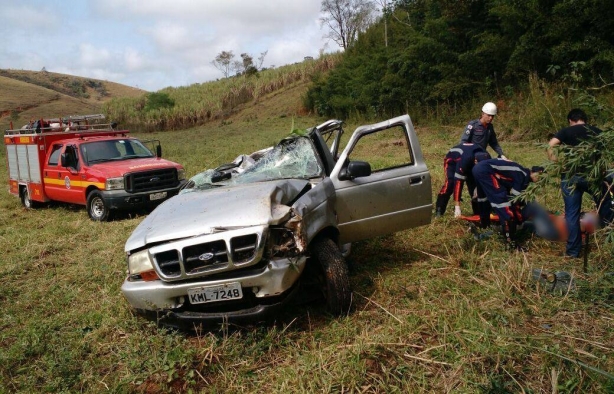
left=44, top=144, right=84, bottom=204
left=330, top=115, right=432, bottom=244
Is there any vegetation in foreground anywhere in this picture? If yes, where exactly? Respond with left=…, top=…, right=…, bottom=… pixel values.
left=1, top=83, right=613, bottom=393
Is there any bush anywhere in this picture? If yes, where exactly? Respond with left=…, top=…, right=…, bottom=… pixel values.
left=144, top=92, right=175, bottom=112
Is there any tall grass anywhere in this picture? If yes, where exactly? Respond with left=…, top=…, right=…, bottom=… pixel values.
left=103, top=54, right=341, bottom=132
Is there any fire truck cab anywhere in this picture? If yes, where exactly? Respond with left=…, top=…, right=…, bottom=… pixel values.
left=4, top=114, right=187, bottom=221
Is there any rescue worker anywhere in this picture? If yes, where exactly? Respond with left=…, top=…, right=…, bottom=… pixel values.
left=435, top=142, right=489, bottom=217
left=472, top=157, right=544, bottom=249
left=547, top=108, right=614, bottom=258
left=461, top=102, right=507, bottom=159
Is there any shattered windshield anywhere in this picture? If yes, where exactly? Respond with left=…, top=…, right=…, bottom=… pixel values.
left=184, top=136, right=323, bottom=191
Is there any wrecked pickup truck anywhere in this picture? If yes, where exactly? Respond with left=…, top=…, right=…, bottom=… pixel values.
left=121, top=115, right=432, bottom=328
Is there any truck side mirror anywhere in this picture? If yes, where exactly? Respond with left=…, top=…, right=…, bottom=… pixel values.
left=338, top=160, right=371, bottom=181
left=156, top=145, right=162, bottom=158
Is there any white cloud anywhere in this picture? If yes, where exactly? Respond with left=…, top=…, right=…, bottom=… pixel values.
left=0, top=0, right=332, bottom=91
left=0, top=4, right=53, bottom=28
left=79, top=44, right=112, bottom=68
left=124, top=48, right=145, bottom=71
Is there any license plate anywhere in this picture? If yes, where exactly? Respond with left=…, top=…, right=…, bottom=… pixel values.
left=187, top=282, right=243, bottom=304
left=149, top=191, right=167, bottom=201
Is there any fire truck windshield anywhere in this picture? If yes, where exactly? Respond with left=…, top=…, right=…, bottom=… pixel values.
left=81, top=139, right=154, bottom=165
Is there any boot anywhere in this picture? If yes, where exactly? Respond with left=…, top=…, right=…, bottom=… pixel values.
left=471, top=199, right=480, bottom=216
left=435, top=195, right=447, bottom=217
left=501, top=220, right=515, bottom=242
left=501, top=220, right=525, bottom=251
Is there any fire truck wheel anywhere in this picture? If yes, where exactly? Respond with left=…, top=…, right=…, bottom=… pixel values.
left=87, top=191, right=111, bottom=221
left=21, top=187, right=38, bottom=209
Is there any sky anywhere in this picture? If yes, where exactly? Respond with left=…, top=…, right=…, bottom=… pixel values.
left=0, top=0, right=338, bottom=91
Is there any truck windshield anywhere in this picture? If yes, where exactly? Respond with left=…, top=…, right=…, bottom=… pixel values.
left=183, top=136, right=323, bottom=192
left=81, top=139, right=154, bottom=165
left=232, top=137, right=322, bottom=184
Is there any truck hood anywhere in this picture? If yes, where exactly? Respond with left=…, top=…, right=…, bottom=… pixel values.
left=90, top=157, right=178, bottom=178
left=125, top=179, right=311, bottom=251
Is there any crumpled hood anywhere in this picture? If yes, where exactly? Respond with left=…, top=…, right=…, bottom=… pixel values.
left=125, top=179, right=311, bottom=251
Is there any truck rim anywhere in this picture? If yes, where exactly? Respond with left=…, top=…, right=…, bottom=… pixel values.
left=23, top=189, right=32, bottom=208
left=91, top=196, right=105, bottom=218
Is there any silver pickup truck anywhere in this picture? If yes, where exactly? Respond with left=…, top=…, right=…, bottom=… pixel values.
left=121, top=115, right=432, bottom=328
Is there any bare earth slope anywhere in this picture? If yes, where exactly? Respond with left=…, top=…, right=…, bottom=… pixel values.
left=0, top=69, right=144, bottom=130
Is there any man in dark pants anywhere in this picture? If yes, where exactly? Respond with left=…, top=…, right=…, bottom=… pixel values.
left=435, top=143, right=488, bottom=217
left=460, top=102, right=507, bottom=160
left=472, top=158, right=543, bottom=249
left=548, top=108, right=614, bottom=258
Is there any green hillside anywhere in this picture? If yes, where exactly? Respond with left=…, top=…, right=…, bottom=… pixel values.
left=0, top=69, right=144, bottom=131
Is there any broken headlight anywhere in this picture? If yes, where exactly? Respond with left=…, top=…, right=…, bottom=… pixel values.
left=266, top=228, right=300, bottom=258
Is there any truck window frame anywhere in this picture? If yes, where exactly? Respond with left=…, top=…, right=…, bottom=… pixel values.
left=48, top=144, right=63, bottom=166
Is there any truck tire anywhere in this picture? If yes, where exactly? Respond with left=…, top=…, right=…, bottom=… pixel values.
left=87, top=190, right=111, bottom=221
left=21, top=187, right=38, bottom=209
left=309, top=237, right=352, bottom=315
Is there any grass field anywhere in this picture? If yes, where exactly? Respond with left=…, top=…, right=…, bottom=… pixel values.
left=1, top=106, right=612, bottom=393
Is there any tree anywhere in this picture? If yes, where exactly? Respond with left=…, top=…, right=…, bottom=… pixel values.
left=320, top=0, right=377, bottom=49
left=212, top=51, right=235, bottom=78
left=233, top=51, right=267, bottom=76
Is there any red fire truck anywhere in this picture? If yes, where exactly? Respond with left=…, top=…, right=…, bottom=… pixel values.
left=4, top=114, right=187, bottom=221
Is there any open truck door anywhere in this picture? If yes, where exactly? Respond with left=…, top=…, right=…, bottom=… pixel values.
left=331, top=115, right=432, bottom=244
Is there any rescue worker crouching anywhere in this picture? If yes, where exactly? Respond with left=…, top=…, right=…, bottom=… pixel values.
left=435, top=143, right=489, bottom=217
left=472, top=157, right=544, bottom=250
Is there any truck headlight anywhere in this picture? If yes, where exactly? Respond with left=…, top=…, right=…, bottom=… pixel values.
left=127, top=250, right=159, bottom=281
left=177, top=168, right=186, bottom=181
left=106, top=177, right=125, bottom=191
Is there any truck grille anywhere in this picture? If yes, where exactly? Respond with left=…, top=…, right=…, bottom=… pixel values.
left=153, top=233, right=260, bottom=279
left=125, top=168, right=178, bottom=193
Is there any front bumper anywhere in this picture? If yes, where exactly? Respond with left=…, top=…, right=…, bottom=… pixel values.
left=121, top=256, right=306, bottom=326
left=134, top=284, right=300, bottom=329
left=102, top=180, right=187, bottom=210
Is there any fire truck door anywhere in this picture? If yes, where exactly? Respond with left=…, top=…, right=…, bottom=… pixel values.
left=44, top=145, right=84, bottom=204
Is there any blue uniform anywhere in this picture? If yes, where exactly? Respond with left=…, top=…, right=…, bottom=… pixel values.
left=461, top=119, right=504, bottom=157
left=472, top=158, right=532, bottom=243
left=435, top=143, right=485, bottom=216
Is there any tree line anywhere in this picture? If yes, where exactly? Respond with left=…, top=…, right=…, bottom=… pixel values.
left=305, top=0, right=614, bottom=119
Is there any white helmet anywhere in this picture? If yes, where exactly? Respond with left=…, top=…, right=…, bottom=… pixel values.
left=482, top=102, right=497, bottom=116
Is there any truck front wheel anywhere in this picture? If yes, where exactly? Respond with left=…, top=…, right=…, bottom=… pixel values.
left=309, top=237, right=352, bottom=316
left=87, top=191, right=111, bottom=221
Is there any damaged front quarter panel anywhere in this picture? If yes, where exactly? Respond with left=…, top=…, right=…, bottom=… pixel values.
left=289, top=178, right=337, bottom=251
left=267, top=178, right=337, bottom=258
